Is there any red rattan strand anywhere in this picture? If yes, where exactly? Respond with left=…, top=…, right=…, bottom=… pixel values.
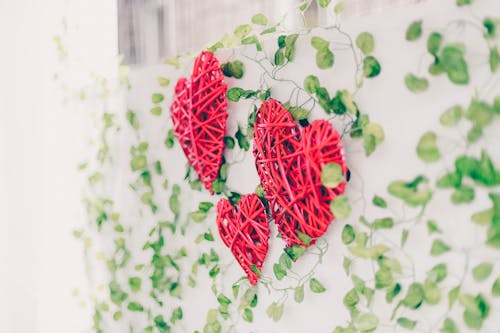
left=216, top=194, right=270, bottom=285
left=170, top=51, right=228, bottom=194
left=253, top=99, right=347, bottom=249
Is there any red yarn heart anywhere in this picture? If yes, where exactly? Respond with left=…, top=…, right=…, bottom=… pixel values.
left=170, top=51, right=228, bottom=194
left=216, top=194, right=270, bottom=285
left=253, top=99, right=347, bottom=249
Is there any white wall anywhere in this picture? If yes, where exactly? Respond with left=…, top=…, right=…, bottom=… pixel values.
left=0, top=1, right=117, bottom=332
left=124, top=1, right=500, bottom=332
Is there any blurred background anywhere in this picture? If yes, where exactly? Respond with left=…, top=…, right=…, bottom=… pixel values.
left=0, top=1, right=423, bottom=332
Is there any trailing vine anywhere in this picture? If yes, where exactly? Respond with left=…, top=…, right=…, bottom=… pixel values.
left=56, top=0, right=500, bottom=332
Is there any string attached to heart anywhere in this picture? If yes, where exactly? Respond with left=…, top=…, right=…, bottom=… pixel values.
left=216, top=194, right=270, bottom=285
left=170, top=51, right=228, bottom=194
left=253, top=99, right=347, bottom=249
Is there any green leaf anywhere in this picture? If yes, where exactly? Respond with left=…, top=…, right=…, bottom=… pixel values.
left=109, top=281, right=128, bottom=305
left=448, top=286, right=460, bottom=308
left=221, top=61, right=245, bottom=79
left=321, top=163, right=344, bottom=188
left=284, top=244, right=307, bottom=261
left=157, top=76, right=170, bottom=87
left=242, top=308, right=253, bottom=322
left=273, top=263, right=287, bottom=280
left=217, top=294, right=231, bottom=306
left=441, top=45, right=469, bottom=85
left=375, top=268, right=393, bottom=288
left=297, top=231, right=312, bottom=246
left=372, top=195, right=387, bottom=208
left=311, top=36, right=329, bottom=50
left=417, top=131, right=440, bottom=162
left=372, top=217, right=394, bottom=229
left=130, top=156, right=147, bottom=171
left=388, top=176, right=432, bottom=207
left=483, top=17, right=499, bottom=39
left=451, top=185, right=475, bottom=204
left=472, top=208, right=493, bottom=225
left=126, top=111, right=140, bottom=130
left=423, top=279, right=441, bottom=304
left=316, top=87, right=331, bottom=113
left=334, top=1, right=345, bottom=14
left=401, top=229, right=409, bottom=246
left=294, top=285, right=304, bottom=303
left=190, top=210, right=207, bottom=223
left=343, top=288, right=359, bottom=307
left=459, top=294, right=489, bottom=329
left=428, top=263, right=447, bottom=283
left=342, top=224, right=356, bottom=245
left=304, top=75, right=320, bottom=94
left=261, top=27, right=276, bottom=35
left=385, top=283, right=401, bottom=303
left=266, top=302, right=284, bottom=322
left=363, top=122, right=385, bottom=145
left=223, top=136, right=235, bottom=149
left=431, top=239, right=450, bottom=255
left=406, top=20, right=423, bottom=41
left=128, top=277, right=141, bottom=292
left=441, top=318, right=458, bottom=333
left=299, top=0, right=312, bottom=12
left=465, top=99, right=493, bottom=127
left=165, top=129, right=175, bottom=148
left=170, top=307, right=183, bottom=323
left=113, top=311, right=122, bottom=321
left=456, top=0, right=473, bottom=6
left=405, top=74, right=429, bottom=93
left=492, top=277, right=500, bottom=296
left=490, top=46, right=500, bottom=72
left=427, top=32, right=442, bottom=55
left=356, top=32, right=374, bottom=55
left=317, top=0, right=332, bottom=8
left=437, top=172, right=461, bottom=189
left=274, top=50, right=285, bottom=66
left=316, top=48, right=334, bottom=69
left=363, top=56, right=381, bottom=78
left=152, top=93, right=164, bottom=104
left=397, top=317, right=416, bottom=330
left=354, top=313, right=379, bottom=332
left=235, top=127, right=250, bottom=151
left=467, top=126, right=483, bottom=143
left=440, top=105, right=463, bottom=126
left=402, top=283, right=424, bottom=309
left=204, top=231, right=214, bottom=241
left=472, top=262, right=493, bottom=281
left=127, top=301, right=144, bottom=312
left=309, top=278, right=326, bottom=293
left=227, top=87, right=245, bottom=102
left=288, top=106, right=310, bottom=121
left=251, top=13, right=268, bottom=25
left=349, top=243, right=389, bottom=260
left=330, top=90, right=357, bottom=115
left=234, top=24, right=251, bottom=38
left=150, top=106, right=162, bottom=116
left=330, top=195, right=351, bottom=219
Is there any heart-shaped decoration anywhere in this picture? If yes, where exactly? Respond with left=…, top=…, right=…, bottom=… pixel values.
left=253, top=99, right=347, bottom=249
left=216, top=194, right=270, bottom=285
left=170, top=51, right=228, bottom=194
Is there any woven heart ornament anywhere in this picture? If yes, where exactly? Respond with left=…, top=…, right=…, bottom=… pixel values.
left=253, top=99, right=347, bottom=249
left=216, top=194, right=270, bottom=285
left=170, top=51, right=228, bottom=194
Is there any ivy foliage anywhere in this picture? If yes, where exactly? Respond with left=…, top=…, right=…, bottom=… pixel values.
left=72, top=1, right=500, bottom=332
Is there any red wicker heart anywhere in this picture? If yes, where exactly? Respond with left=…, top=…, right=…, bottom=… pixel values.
left=216, top=194, right=270, bottom=285
left=253, top=99, right=347, bottom=249
left=170, top=51, right=228, bottom=194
